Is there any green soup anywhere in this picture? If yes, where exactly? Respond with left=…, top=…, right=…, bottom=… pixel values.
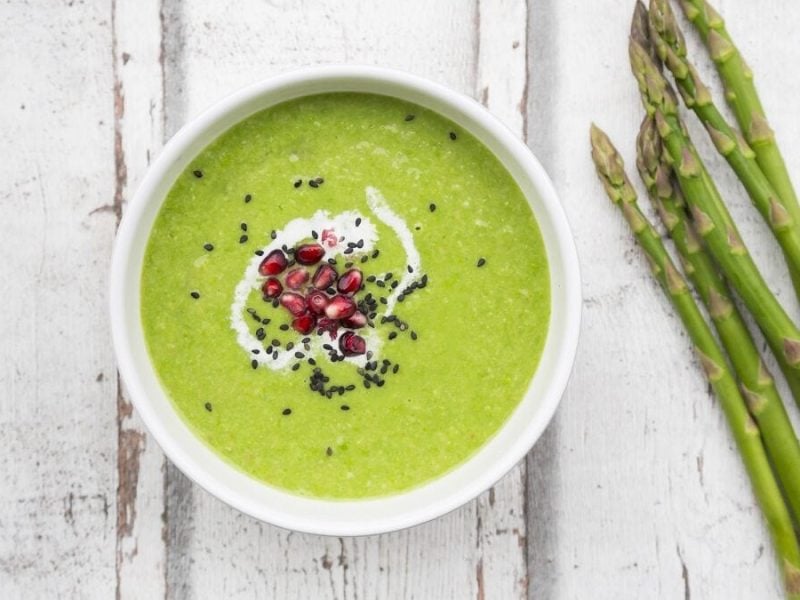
left=141, top=92, right=550, bottom=499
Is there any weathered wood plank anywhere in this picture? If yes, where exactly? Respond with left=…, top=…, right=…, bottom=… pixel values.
left=151, top=0, right=531, bottom=597
left=0, top=2, right=117, bottom=597
left=112, top=0, right=168, bottom=597
left=525, top=1, right=798, bottom=598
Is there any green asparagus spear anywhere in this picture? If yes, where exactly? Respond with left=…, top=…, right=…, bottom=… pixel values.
left=637, top=114, right=800, bottom=522
left=590, top=124, right=800, bottom=598
left=680, top=0, right=800, bottom=241
left=629, top=36, right=800, bottom=402
left=647, top=0, right=800, bottom=301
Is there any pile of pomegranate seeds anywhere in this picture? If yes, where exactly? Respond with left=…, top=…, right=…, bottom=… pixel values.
left=257, top=240, right=368, bottom=355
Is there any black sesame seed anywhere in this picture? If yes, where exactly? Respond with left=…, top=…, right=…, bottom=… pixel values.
left=294, top=179, right=302, bottom=188
left=360, top=255, right=368, bottom=264
left=244, top=193, right=252, bottom=203
left=477, top=257, right=486, bottom=267
left=343, top=248, right=353, bottom=255
left=429, top=203, right=437, bottom=212
left=251, top=359, right=258, bottom=369
left=312, top=230, right=319, bottom=239
left=190, top=291, right=200, bottom=299
left=391, top=281, right=399, bottom=289
left=356, top=239, right=364, bottom=248
left=309, top=180, right=319, bottom=188
left=411, top=331, right=418, bottom=340
left=355, top=217, right=362, bottom=227
left=326, top=446, right=333, bottom=456
left=449, top=131, right=457, bottom=140
left=282, top=408, right=292, bottom=416
left=397, top=294, right=405, bottom=302
left=380, top=297, right=387, bottom=304
left=262, top=318, right=271, bottom=325
left=346, top=384, right=356, bottom=391
left=345, top=262, right=353, bottom=268
left=407, top=264, right=413, bottom=273
left=363, top=380, right=371, bottom=389
left=393, top=364, right=400, bottom=374
left=280, top=324, right=289, bottom=331
left=315, top=177, right=324, bottom=185
left=203, top=243, right=214, bottom=251
left=240, top=222, right=248, bottom=232
left=192, top=169, right=203, bottom=178
left=380, top=365, right=388, bottom=375
left=256, top=328, right=266, bottom=340
left=372, top=249, right=380, bottom=259
left=255, top=250, right=264, bottom=256
left=291, top=363, right=300, bottom=371
left=404, top=114, right=415, bottom=122
left=272, top=350, right=279, bottom=359
left=272, top=298, right=280, bottom=308
left=366, top=275, right=376, bottom=283
left=340, top=405, right=350, bottom=411
left=376, top=280, right=386, bottom=288
left=286, top=342, right=295, bottom=351
left=308, top=358, right=316, bottom=366
left=376, top=380, right=385, bottom=387
left=247, top=307, right=257, bottom=315
left=327, top=258, right=337, bottom=265
left=271, top=339, right=280, bottom=347
left=271, top=230, right=277, bottom=240
left=204, top=402, right=213, bottom=412
left=239, top=235, right=248, bottom=244
left=388, top=331, right=398, bottom=340
left=294, top=352, right=304, bottom=359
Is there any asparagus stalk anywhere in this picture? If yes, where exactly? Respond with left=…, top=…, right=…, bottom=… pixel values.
left=628, top=35, right=800, bottom=403
left=590, top=124, right=800, bottom=598
left=647, top=0, right=800, bottom=300
left=680, top=0, right=800, bottom=239
left=637, top=114, right=800, bottom=522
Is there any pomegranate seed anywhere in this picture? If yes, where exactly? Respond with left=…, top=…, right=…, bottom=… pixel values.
left=341, top=311, right=367, bottom=329
left=339, top=331, right=366, bottom=356
left=261, top=277, right=283, bottom=298
left=258, top=249, right=288, bottom=276
left=306, top=290, right=329, bottom=315
left=312, top=264, right=337, bottom=289
left=337, top=269, right=363, bottom=295
left=325, top=295, right=356, bottom=319
left=291, top=313, right=316, bottom=335
left=280, top=292, right=307, bottom=316
left=285, top=267, right=309, bottom=290
left=295, top=243, right=325, bottom=265
left=316, top=317, right=340, bottom=339
left=320, top=229, right=338, bottom=248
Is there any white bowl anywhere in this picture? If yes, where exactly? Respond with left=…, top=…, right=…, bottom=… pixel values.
left=110, top=66, right=580, bottom=536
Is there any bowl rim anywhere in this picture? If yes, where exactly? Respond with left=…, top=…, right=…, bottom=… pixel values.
left=110, top=64, right=581, bottom=536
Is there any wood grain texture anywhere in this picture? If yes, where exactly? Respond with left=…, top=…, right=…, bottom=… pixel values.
left=2, top=1, right=800, bottom=598
left=112, top=0, right=168, bottom=598
left=0, top=2, right=117, bottom=598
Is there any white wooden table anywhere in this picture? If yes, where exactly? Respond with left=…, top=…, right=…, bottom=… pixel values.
left=3, top=1, right=799, bottom=597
